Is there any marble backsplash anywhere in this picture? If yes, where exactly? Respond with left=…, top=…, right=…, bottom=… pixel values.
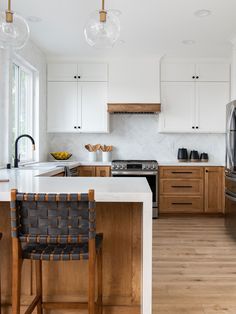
left=47, top=115, right=226, bottom=164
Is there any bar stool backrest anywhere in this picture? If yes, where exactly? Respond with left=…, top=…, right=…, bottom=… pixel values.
left=10, top=190, right=96, bottom=244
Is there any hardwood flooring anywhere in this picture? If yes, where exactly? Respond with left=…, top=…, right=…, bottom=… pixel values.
left=152, top=216, right=236, bottom=314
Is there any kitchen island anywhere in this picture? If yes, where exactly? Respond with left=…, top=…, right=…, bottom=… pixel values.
left=0, top=168, right=152, bottom=314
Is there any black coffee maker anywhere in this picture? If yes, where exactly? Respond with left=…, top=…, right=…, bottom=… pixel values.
left=177, top=148, right=188, bottom=162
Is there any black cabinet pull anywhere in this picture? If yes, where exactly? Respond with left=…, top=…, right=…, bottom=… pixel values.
left=196, top=126, right=199, bottom=129
left=171, top=171, right=193, bottom=174
left=74, top=76, right=77, bottom=79
left=206, top=170, right=208, bottom=173
left=74, top=126, right=77, bottom=129
left=78, top=126, right=81, bottom=129
left=172, top=202, right=193, bottom=205
left=192, top=76, right=195, bottom=79
left=78, top=76, right=81, bottom=79
left=192, top=126, right=195, bottom=129
left=196, top=76, right=199, bottom=79
left=171, top=185, right=193, bottom=188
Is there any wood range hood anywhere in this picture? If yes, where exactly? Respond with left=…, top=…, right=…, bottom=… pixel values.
left=107, top=103, right=161, bottom=114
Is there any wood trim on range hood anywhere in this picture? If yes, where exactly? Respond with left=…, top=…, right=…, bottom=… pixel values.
left=107, top=103, right=161, bottom=113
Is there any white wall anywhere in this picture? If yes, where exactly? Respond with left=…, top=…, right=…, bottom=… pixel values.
left=17, top=40, right=47, bottom=161
left=0, top=50, right=11, bottom=166
left=0, top=40, right=47, bottom=167
left=108, top=58, right=160, bottom=102
left=46, top=56, right=225, bottom=164
left=48, top=115, right=225, bottom=163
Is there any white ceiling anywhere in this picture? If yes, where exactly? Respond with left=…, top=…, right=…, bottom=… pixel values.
left=2, top=0, right=236, bottom=58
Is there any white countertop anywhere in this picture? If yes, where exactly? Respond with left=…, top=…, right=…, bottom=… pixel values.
left=0, top=167, right=151, bottom=202
left=158, top=161, right=224, bottom=166
left=78, top=161, right=112, bottom=166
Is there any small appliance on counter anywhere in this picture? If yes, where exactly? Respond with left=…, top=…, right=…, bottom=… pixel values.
left=177, top=148, right=188, bottom=162
left=177, top=148, right=209, bottom=162
left=200, top=153, right=209, bottom=162
left=189, top=150, right=200, bottom=162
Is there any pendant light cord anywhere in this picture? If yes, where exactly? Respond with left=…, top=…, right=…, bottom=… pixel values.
left=8, top=0, right=11, bottom=12
left=102, top=0, right=105, bottom=11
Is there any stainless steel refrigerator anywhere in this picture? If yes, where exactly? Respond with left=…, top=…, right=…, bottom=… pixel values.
left=225, top=100, right=236, bottom=238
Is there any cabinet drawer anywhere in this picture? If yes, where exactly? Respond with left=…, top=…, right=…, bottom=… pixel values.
left=160, top=196, right=204, bottom=213
left=160, top=179, right=203, bottom=195
left=160, top=167, right=203, bottom=179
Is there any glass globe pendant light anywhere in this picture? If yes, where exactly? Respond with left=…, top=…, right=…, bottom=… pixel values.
left=84, top=0, right=121, bottom=48
left=0, top=0, right=30, bottom=50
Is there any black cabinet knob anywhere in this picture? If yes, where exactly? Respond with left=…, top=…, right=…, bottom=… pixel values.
left=74, top=126, right=77, bottom=129
left=206, top=170, right=208, bottom=173
left=192, top=126, right=195, bottom=129
left=196, top=76, right=199, bottom=79
left=74, top=76, right=77, bottom=79
left=192, top=76, right=195, bottom=79
left=78, top=126, right=81, bottom=129
left=78, top=76, right=81, bottom=79
left=196, top=126, right=199, bottom=129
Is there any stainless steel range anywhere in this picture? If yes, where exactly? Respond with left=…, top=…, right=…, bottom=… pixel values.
left=111, top=160, right=158, bottom=218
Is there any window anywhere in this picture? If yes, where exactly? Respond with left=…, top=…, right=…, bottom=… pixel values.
left=11, top=63, right=34, bottom=163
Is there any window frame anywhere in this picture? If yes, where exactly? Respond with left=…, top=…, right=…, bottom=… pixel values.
left=10, top=57, right=37, bottom=165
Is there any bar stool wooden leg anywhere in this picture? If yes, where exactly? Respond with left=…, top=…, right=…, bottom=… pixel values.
left=35, top=260, right=43, bottom=314
left=97, top=247, right=103, bottom=314
left=89, top=239, right=96, bottom=314
left=12, top=238, right=22, bottom=314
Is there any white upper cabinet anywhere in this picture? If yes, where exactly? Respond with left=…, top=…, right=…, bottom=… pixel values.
left=47, top=63, right=78, bottom=81
left=48, top=63, right=108, bottom=82
left=196, top=82, right=230, bottom=133
left=78, top=64, right=108, bottom=82
left=160, top=82, right=195, bottom=132
left=161, top=62, right=230, bottom=82
left=47, top=63, right=109, bottom=133
left=47, top=81, right=80, bottom=133
left=81, top=82, right=108, bottom=132
left=196, top=63, right=230, bottom=82
left=159, top=60, right=230, bottom=133
left=161, top=63, right=195, bottom=82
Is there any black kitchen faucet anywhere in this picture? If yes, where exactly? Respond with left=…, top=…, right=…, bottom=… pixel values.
left=14, top=134, right=35, bottom=168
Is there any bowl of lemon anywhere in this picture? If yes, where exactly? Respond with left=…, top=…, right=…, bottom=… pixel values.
left=50, top=151, right=72, bottom=160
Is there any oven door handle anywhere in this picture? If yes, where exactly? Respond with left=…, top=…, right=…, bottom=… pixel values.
left=112, top=171, right=157, bottom=176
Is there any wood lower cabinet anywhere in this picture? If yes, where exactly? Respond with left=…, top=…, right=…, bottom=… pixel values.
left=78, top=166, right=96, bottom=177
left=78, top=166, right=111, bottom=177
left=160, top=179, right=203, bottom=195
left=52, top=172, right=65, bottom=177
left=95, top=166, right=111, bottom=177
left=204, top=167, right=224, bottom=213
left=159, top=166, right=224, bottom=214
left=160, top=196, right=203, bottom=213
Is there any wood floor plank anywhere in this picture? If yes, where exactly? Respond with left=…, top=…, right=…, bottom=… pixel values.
left=152, top=216, right=236, bottom=313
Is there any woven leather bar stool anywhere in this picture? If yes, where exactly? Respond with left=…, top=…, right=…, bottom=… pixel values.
left=10, top=189, right=103, bottom=314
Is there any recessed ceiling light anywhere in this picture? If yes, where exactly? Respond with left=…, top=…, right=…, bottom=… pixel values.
left=119, top=39, right=126, bottom=44
left=182, top=40, right=196, bottom=45
left=26, top=16, right=42, bottom=23
left=110, top=9, right=122, bottom=16
left=194, top=9, right=212, bottom=18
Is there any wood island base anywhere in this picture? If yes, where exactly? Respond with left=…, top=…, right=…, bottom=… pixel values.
left=0, top=202, right=142, bottom=314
